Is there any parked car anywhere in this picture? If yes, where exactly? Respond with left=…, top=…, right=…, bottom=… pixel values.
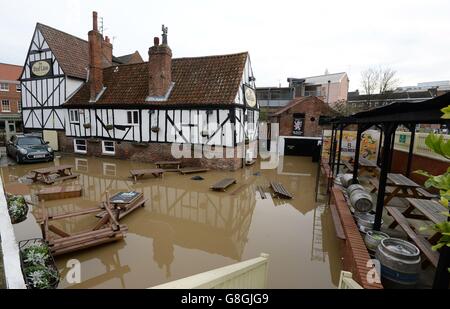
left=6, top=134, right=54, bottom=163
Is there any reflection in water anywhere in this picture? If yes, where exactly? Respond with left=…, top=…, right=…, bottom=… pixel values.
left=2, top=155, right=341, bottom=288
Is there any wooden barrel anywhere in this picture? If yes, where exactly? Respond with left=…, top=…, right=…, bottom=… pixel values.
left=350, top=191, right=373, bottom=212
left=375, top=238, right=421, bottom=288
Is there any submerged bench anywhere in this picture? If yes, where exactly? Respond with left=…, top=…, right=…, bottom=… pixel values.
left=37, top=184, right=82, bottom=201
left=270, top=182, right=293, bottom=199
left=129, top=168, right=164, bottom=183
left=154, top=161, right=181, bottom=170
left=211, top=178, right=236, bottom=192
left=179, top=167, right=209, bottom=175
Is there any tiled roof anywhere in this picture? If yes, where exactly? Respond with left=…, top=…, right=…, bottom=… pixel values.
left=112, top=51, right=143, bottom=65
left=0, top=63, right=22, bottom=81
left=348, top=90, right=434, bottom=102
left=37, top=23, right=90, bottom=79
left=270, top=96, right=338, bottom=116
left=64, top=52, right=248, bottom=106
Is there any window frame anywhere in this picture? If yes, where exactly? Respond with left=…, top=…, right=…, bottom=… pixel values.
left=2, top=99, right=11, bottom=112
left=69, top=109, right=80, bottom=123
left=101, top=140, right=116, bottom=155
left=15, top=84, right=21, bottom=92
left=126, top=110, right=139, bottom=125
left=0, top=83, right=9, bottom=91
left=17, top=100, right=22, bottom=112
left=73, top=139, right=87, bottom=154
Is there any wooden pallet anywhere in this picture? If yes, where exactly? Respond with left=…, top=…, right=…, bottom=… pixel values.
left=270, top=182, right=293, bottom=199
left=37, top=184, right=82, bottom=201
left=210, top=178, right=236, bottom=192
left=179, top=167, right=209, bottom=174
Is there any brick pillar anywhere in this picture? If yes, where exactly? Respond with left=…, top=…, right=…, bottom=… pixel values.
left=148, top=36, right=172, bottom=97
left=88, top=11, right=103, bottom=102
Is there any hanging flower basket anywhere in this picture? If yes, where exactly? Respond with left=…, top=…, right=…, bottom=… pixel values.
left=105, top=124, right=114, bottom=130
left=201, top=130, right=209, bottom=137
left=7, top=194, right=29, bottom=224
left=83, top=123, right=91, bottom=129
left=19, top=238, right=60, bottom=289
left=245, top=137, right=250, bottom=145
left=151, top=126, right=160, bottom=133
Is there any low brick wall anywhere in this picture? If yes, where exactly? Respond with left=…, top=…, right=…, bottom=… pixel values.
left=57, top=132, right=243, bottom=170
left=330, top=187, right=383, bottom=289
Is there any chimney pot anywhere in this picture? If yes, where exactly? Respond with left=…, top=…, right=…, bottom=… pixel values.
left=93, top=11, right=98, bottom=31
left=154, top=37, right=160, bottom=46
left=105, top=36, right=110, bottom=43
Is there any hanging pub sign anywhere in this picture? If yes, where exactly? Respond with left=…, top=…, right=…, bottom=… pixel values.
left=292, top=113, right=305, bottom=136
left=244, top=85, right=257, bottom=108
left=30, top=59, right=53, bottom=78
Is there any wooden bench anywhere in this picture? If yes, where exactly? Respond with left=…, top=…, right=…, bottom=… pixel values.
left=256, top=185, right=267, bottom=199
left=210, top=178, right=236, bottom=192
left=129, top=168, right=164, bottom=183
left=329, top=201, right=346, bottom=240
left=385, top=206, right=439, bottom=268
left=368, top=178, right=394, bottom=194
left=47, top=173, right=79, bottom=184
left=270, top=182, right=293, bottom=199
left=178, top=167, right=209, bottom=175
left=154, top=161, right=181, bottom=170
left=343, top=161, right=354, bottom=172
left=245, top=159, right=256, bottom=166
left=416, top=188, right=439, bottom=200
left=37, top=184, right=82, bottom=201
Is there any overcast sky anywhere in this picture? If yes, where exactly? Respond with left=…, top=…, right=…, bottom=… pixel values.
left=1, top=0, right=449, bottom=90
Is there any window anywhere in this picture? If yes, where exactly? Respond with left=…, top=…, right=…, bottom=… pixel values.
left=75, top=158, right=88, bottom=172
left=102, top=140, right=115, bottom=155
left=17, top=101, right=22, bottom=112
left=16, top=84, right=21, bottom=92
left=2, top=100, right=10, bottom=112
left=69, top=110, right=79, bottom=123
left=0, top=83, right=8, bottom=91
left=127, top=110, right=139, bottom=125
left=74, top=139, right=87, bottom=154
left=103, top=163, right=117, bottom=176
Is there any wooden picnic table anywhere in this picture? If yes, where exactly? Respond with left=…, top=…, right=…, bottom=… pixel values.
left=30, top=164, right=77, bottom=184
left=345, top=157, right=378, bottom=175
left=129, top=168, right=164, bottom=183
left=383, top=173, right=423, bottom=205
left=178, top=167, right=209, bottom=175
left=154, top=161, right=181, bottom=170
left=210, top=178, right=236, bottom=192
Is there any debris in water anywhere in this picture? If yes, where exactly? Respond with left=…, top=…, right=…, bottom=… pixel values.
left=191, top=175, right=204, bottom=181
left=253, top=171, right=261, bottom=176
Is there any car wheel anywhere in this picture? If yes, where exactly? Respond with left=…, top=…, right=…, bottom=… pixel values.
left=15, top=154, right=22, bottom=164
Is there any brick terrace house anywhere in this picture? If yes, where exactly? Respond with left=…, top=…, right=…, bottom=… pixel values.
left=0, top=63, right=23, bottom=145
left=20, top=12, right=259, bottom=170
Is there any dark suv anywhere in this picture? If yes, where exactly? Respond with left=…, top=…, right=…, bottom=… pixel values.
left=6, top=134, right=54, bottom=163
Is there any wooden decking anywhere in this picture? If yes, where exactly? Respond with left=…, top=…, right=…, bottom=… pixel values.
left=210, top=178, right=236, bottom=192
left=37, top=185, right=82, bottom=201
left=270, top=182, right=293, bottom=199
left=129, top=168, right=164, bottom=183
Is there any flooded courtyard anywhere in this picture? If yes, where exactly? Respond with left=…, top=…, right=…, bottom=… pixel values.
left=2, top=154, right=341, bottom=288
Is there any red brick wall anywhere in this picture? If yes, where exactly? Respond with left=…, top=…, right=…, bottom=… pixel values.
left=270, top=97, right=333, bottom=137
left=391, top=149, right=449, bottom=187
left=0, top=82, right=21, bottom=113
left=57, top=131, right=243, bottom=170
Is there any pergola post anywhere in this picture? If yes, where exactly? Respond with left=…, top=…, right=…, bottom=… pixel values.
left=374, top=123, right=396, bottom=231
left=352, top=125, right=363, bottom=183
left=388, top=128, right=396, bottom=172
left=328, top=124, right=335, bottom=166
left=335, top=124, right=344, bottom=175
left=331, top=126, right=338, bottom=175
left=376, top=128, right=383, bottom=167
left=406, top=124, right=416, bottom=177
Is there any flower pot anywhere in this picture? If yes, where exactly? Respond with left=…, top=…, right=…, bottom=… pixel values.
left=7, top=195, right=29, bottom=224
left=151, top=126, right=160, bottom=133
left=105, top=124, right=114, bottom=130
left=83, top=123, right=91, bottom=129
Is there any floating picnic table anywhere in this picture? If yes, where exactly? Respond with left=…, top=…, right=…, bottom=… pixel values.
left=30, top=165, right=78, bottom=184
left=210, top=178, right=236, bottom=192
left=178, top=167, right=209, bottom=175
left=154, top=161, right=181, bottom=171
left=129, top=168, right=164, bottom=183
left=37, top=184, right=82, bottom=201
left=97, top=191, right=147, bottom=221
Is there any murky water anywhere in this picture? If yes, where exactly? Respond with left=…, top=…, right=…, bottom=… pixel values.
left=2, top=154, right=341, bottom=288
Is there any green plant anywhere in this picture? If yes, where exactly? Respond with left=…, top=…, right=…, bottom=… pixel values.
left=24, top=265, right=59, bottom=289
left=7, top=195, right=28, bottom=224
left=414, top=106, right=450, bottom=270
left=22, top=244, right=51, bottom=266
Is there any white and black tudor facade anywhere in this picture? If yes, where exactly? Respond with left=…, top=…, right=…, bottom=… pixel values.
left=20, top=12, right=259, bottom=170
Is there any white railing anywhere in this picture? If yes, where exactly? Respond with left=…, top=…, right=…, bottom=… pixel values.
left=338, top=271, right=363, bottom=289
left=393, top=131, right=450, bottom=162
left=150, top=253, right=269, bottom=289
left=0, top=178, right=27, bottom=289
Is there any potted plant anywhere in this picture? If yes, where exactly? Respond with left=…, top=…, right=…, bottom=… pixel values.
left=7, top=195, right=28, bottom=224
left=105, top=124, right=114, bottom=130
left=151, top=126, right=160, bottom=133
left=19, top=239, right=60, bottom=289
left=83, top=123, right=91, bottom=129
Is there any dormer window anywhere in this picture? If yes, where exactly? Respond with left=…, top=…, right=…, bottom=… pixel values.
left=127, top=110, right=139, bottom=125
left=69, top=109, right=80, bottom=123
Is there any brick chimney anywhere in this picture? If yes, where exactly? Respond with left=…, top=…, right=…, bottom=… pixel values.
left=102, top=35, right=113, bottom=65
left=88, top=11, right=103, bottom=102
left=148, top=27, right=172, bottom=98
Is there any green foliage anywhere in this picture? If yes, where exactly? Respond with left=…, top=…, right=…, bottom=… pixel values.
left=442, top=106, right=450, bottom=119
left=424, top=132, right=450, bottom=160
left=6, top=195, right=28, bottom=224
left=24, top=265, right=59, bottom=289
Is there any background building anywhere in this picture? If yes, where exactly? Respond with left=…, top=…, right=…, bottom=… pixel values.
left=0, top=63, right=23, bottom=145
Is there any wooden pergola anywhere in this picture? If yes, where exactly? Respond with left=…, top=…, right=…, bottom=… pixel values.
left=325, top=92, right=450, bottom=289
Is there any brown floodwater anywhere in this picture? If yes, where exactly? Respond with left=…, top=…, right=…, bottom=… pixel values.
left=2, top=154, right=341, bottom=288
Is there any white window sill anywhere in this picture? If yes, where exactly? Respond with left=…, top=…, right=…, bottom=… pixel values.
left=102, top=152, right=116, bottom=156
left=74, top=150, right=87, bottom=154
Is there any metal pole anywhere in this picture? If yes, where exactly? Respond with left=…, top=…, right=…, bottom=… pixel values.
left=388, top=129, right=396, bottom=172
left=329, top=124, right=335, bottom=165
left=336, top=125, right=344, bottom=175
left=331, top=126, right=338, bottom=174
left=406, top=125, right=416, bottom=177
left=352, top=125, right=363, bottom=183
left=374, top=123, right=394, bottom=231
left=377, top=129, right=383, bottom=167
